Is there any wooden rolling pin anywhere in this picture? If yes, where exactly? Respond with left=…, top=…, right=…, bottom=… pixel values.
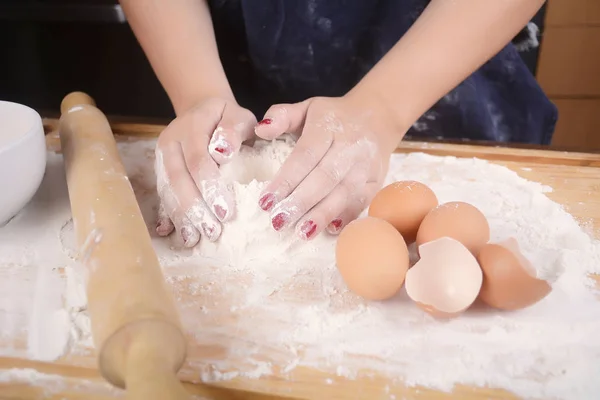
left=58, top=92, right=190, bottom=400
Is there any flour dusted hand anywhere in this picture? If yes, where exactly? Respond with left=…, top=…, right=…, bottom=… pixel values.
left=155, top=98, right=257, bottom=246
left=254, top=95, right=402, bottom=240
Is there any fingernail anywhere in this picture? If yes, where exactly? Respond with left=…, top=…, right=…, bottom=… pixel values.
left=157, top=219, right=174, bottom=236
left=272, top=212, right=288, bottom=231
left=181, top=226, right=193, bottom=243
left=327, top=219, right=343, bottom=233
left=202, top=222, right=221, bottom=242
left=298, top=220, right=317, bottom=240
left=213, top=204, right=227, bottom=220
left=257, top=118, right=272, bottom=126
left=201, top=222, right=215, bottom=238
left=259, top=193, right=275, bottom=211
left=214, top=145, right=232, bottom=156
left=209, top=130, right=233, bottom=157
left=330, top=219, right=343, bottom=229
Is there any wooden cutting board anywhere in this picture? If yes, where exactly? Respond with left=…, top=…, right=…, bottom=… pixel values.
left=0, top=120, right=599, bottom=400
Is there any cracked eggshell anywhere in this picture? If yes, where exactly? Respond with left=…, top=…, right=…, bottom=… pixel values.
left=405, top=237, right=483, bottom=318
left=416, top=201, right=490, bottom=256
left=368, top=180, right=438, bottom=244
left=335, top=216, right=409, bottom=301
left=477, top=238, right=552, bottom=311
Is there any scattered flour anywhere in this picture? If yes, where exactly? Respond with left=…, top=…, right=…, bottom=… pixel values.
left=0, top=368, right=123, bottom=397
left=0, top=368, right=68, bottom=394
left=1, top=136, right=600, bottom=400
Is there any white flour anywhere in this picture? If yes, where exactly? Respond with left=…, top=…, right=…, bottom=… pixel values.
left=0, top=367, right=210, bottom=399
left=1, top=136, right=600, bottom=400
left=0, top=368, right=121, bottom=397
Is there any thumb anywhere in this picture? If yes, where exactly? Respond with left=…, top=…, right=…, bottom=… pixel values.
left=254, top=99, right=312, bottom=140
left=208, top=103, right=257, bottom=165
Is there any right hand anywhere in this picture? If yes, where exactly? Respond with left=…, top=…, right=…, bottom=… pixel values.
left=154, top=98, right=257, bottom=247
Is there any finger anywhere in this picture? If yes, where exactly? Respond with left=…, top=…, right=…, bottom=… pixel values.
left=159, top=180, right=201, bottom=247
left=155, top=125, right=179, bottom=236
left=208, top=104, right=257, bottom=164
left=157, top=141, right=221, bottom=245
left=269, top=140, right=357, bottom=232
left=254, top=100, right=312, bottom=140
left=183, top=113, right=236, bottom=222
left=159, top=183, right=202, bottom=247
left=176, top=217, right=201, bottom=248
left=156, top=144, right=201, bottom=247
left=326, top=181, right=380, bottom=235
left=156, top=201, right=174, bottom=237
left=294, top=165, right=368, bottom=240
left=185, top=198, right=222, bottom=242
left=183, top=146, right=235, bottom=222
left=155, top=141, right=186, bottom=239
left=258, top=124, right=334, bottom=213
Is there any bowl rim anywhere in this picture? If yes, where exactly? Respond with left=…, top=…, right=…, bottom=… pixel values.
left=0, top=100, right=44, bottom=155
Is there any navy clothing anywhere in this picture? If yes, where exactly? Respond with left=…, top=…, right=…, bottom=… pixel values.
left=208, top=0, right=558, bottom=145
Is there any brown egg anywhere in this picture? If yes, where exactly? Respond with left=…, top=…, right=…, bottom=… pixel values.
left=335, top=216, right=409, bottom=301
left=405, top=237, right=483, bottom=318
left=368, top=180, right=438, bottom=244
left=477, top=238, right=552, bottom=311
left=416, top=201, right=490, bottom=255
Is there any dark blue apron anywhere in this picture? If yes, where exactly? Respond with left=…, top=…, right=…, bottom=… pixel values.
left=208, top=0, right=557, bottom=145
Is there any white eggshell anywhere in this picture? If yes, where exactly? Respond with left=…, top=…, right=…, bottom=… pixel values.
left=405, top=237, right=483, bottom=317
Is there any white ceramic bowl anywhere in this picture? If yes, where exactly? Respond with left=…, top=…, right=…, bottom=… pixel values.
left=0, top=100, right=47, bottom=226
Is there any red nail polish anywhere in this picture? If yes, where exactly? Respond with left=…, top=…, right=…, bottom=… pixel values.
left=214, top=146, right=232, bottom=156
left=300, top=220, right=317, bottom=239
left=258, top=118, right=272, bottom=126
left=272, top=212, right=288, bottom=231
left=259, top=193, right=275, bottom=211
left=181, top=227, right=191, bottom=243
left=214, top=204, right=227, bottom=220
left=201, top=222, right=214, bottom=237
left=327, top=219, right=343, bottom=234
left=156, top=219, right=173, bottom=236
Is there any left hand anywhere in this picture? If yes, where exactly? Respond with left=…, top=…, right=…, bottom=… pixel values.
left=254, top=94, right=404, bottom=240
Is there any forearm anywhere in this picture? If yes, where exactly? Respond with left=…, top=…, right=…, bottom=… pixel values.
left=119, top=0, right=233, bottom=114
left=349, top=0, right=545, bottom=136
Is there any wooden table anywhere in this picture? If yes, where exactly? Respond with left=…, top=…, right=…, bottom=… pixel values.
left=1, top=120, right=599, bottom=400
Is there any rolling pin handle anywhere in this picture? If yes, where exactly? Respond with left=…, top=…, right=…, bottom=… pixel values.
left=60, top=91, right=97, bottom=114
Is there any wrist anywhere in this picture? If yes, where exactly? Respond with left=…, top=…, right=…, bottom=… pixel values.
left=344, top=80, right=413, bottom=152
left=171, top=82, right=236, bottom=116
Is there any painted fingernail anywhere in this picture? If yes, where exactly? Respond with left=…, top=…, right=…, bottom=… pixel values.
left=257, top=118, right=272, bottom=126
left=201, top=222, right=215, bottom=238
left=181, top=226, right=193, bottom=243
left=272, top=212, right=288, bottom=231
left=213, top=204, right=227, bottom=220
left=209, top=129, right=233, bottom=157
left=327, top=219, right=343, bottom=233
left=298, top=220, right=317, bottom=240
left=202, top=222, right=221, bottom=242
left=215, top=146, right=232, bottom=156
left=259, top=193, right=275, bottom=211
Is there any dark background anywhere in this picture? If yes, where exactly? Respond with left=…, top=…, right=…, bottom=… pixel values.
left=0, top=1, right=548, bottom=120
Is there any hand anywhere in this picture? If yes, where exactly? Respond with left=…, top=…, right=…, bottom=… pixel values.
left=155, top=98, right=257, bottom=247
left=254, top=94, right=403, bottom=240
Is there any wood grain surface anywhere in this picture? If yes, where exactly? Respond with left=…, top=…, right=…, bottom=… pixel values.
left=1, top=120, right=599, bottom=400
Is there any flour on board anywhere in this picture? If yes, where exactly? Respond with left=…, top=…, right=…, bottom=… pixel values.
left=1, top=136, right=599, bottom=400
